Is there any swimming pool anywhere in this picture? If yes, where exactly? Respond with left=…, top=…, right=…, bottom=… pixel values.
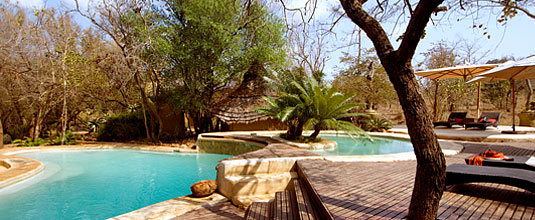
left=310, top=135, right=414, bottom=156
left=0, top=150, right=230, bottom=220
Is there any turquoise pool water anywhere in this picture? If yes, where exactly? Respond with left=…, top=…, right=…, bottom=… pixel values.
left=311, top=135, right=414, bottom=156
left=0, top=150, right=230, bottom=220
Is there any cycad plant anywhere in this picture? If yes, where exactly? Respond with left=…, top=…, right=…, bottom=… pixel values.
left=256, top=94, right=305, bottom=139
left=295, top=78, right=368, bottom=139
left=257, top=70, right=369, bottom=141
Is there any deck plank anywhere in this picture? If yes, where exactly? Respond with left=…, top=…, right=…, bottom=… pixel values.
left=297, top=145, right=535, bottom=220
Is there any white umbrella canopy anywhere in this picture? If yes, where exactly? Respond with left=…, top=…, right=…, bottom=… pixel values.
left=467, top=56, right=535, bottom=83
left=416, top=64, right=498, bottom=80
left=468, top=56, right=535, bottom=132
left=415, top=64, right=499, bottom=120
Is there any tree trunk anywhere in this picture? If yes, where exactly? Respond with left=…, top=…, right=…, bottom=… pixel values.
left=0, top=117, right=4, bottom=149
left=386, top=64, right=446, bottom=220
left=309, top=126, right=321, bottom=139
left=31, top=108, right=44, bottom=141
left=141, top=105, right=151, bottom=139
left=526, top=79, right=533, bottom=109
left=296, top=120, right=304, bottom=137
left=133, top=72, right=162, bottom=141
left=339, top=0, right=446, bottom=219
left=176, top=110, right=186, bottom=138
left=61, top=66, right=68, bottom=145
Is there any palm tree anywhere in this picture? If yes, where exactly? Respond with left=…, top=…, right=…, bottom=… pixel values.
left=256, top=69, right=309, bottom=139
left=295, top=78, right=368, bottom=139
left=255, top=94, right=306, bottom=139
left=257, top=71, right=368, bottom=141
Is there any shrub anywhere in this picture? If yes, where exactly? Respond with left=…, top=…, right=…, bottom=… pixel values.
left=96, top=111, right=148, bottom=141
left=359, top=117, right=393, bottom=132
left=48, top=130, right=77, bottom=145
left=12, top=138, right=46, bottom=147
left=3, top=134, right=12, bottom=144
left=8, top=124, right=31, bottom=140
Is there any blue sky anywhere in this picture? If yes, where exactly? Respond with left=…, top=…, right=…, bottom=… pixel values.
left=12, top=0, right=535, bottom=79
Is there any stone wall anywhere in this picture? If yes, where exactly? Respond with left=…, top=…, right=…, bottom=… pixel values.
left=197, top=138, right=265, bottom=156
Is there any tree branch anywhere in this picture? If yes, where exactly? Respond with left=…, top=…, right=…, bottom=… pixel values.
left=397, top=0, right=443, bottom=64
left=339, top=0, right=395, bottom=62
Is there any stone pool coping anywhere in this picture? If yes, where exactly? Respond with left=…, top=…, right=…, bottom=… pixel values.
left=200, top=130, right=463, bottom=162
left=109, top=193, right=229, bottom=220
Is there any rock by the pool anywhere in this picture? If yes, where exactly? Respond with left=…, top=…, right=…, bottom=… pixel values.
left=190, top=180, right=217, bottom=197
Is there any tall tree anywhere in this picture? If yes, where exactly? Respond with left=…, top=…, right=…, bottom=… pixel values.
left=334, top=49, right=398, bottom=110
left=74, top=0, right=165, bottom=141
left=339, top=0, right=446, bottom=219
left=161, top=0, right=287, bottom=134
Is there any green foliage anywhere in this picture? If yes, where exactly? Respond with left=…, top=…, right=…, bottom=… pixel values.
left=257, top=68, right=310, bottom=138
left=359, top=117, right=393, bottom=132
left=258, top=71, right=369, bottom=141
left=158, top=0, right=288, bottom=134
left=482, top=57, right=514, bottom=110
left=333, top=49, right=397, bottom=109
left=421, top=41, right=459, bottom=70
left=279, top=133, right=320, bottom=143
left=296, top=77, right=369, bottom=139
left=418, top=41, right=477, bottom=119
left=482, top=81, right=510, bottom=109
left=12, top=138, right=45, bottom=147
left=48, top=130, right=77, bottom=145
left=96, top=111, right=148, bottom=141
left=7, top=124, right=31, bottom=140
left=3, top=134, right=12, bottom=145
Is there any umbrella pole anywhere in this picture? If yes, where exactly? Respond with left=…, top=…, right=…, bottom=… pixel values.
left=477, top=82, right=481, bottom=117
left=512, top=80, right=516, bottom=132
left=433, top=80, right=439, bottom=121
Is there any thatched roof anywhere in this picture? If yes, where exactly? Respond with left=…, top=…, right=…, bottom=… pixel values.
left=213, top=61, right=273, bottom=124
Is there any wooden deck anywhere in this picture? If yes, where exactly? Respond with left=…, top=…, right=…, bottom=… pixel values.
left=170, top=201, right=245, bottom=220
left=177, top=142, right=534, bottom=219
left=298, top=143, right=535, bottom=219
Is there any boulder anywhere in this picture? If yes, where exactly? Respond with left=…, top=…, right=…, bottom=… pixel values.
left=190, top=180, right=217, bottom=197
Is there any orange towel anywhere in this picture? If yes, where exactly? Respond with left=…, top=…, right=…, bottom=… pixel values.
left=469, top=149, right=505, bottom=166
left=483, top=149, right=504, bottom=159
left=469, top=155, right=484, bottom=165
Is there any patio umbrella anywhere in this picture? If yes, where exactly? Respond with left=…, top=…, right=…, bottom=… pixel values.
left=415, top=64, right=499, bottom=120
left=468, top=56, right=535, bottom=132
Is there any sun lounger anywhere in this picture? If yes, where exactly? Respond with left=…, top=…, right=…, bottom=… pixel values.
left=433, top=112, right=468, bottom=128
left=464, top=155, right=535, bottom=171
left=465, top=112, right=501, bottom=130
left=446, top=164, right=535, bottom=192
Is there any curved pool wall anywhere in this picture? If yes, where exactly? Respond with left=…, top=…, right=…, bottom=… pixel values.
left=0, top=155, right=44, bottom=189
left=197, top=136, right=264, bottom=155
left=0, top=149, right=230, bottom=220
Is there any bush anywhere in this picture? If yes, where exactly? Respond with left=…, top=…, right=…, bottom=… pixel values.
left=8, top=124, right=31, bottom=140
left=48, top=130, right=77, bottom=145
left=96, top=111, right=148, bottom=141
left=359, top=117, right=393, bottom=132
left=12, top=138, right=46, bottom=147
left=3, top=134, right=12, bottom=144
